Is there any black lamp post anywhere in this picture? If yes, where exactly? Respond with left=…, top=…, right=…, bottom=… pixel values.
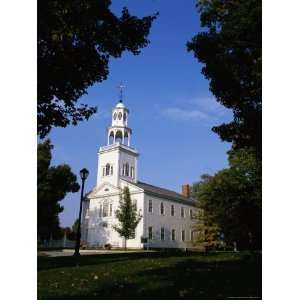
left=74, top=168, right=89, bottom=257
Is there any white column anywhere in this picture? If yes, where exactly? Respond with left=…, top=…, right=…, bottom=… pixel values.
left=122, top=129, right=125, bottom=144
left=134, top=157, right=138, bottom=183
left=128, top=133, right=131, bottom=147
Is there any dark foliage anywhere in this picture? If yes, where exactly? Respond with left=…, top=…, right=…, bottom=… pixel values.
left=37, top=140, right=80, bottom=239
left=61, top=227, right=76, bottom=240
left=71, top=218, right=79, bottom=235
left=38, top=0, right=157, bottom=137
left=187, top=0, right=261, bottom=152
left=192, top=148, right=261, bottom=250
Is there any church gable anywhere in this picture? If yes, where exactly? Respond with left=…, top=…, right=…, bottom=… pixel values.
left=88, top=182, right=122, bottom=198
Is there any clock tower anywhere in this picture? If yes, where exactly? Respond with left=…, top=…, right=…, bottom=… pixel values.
left=96, top=100, right=139, bottom=187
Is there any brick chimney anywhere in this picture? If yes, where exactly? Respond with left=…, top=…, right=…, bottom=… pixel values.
left=182, top=184, right=190, bottom=198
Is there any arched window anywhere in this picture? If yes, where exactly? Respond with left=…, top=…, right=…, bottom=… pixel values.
left=109, top=204, right=113, bottom=216
left=110, top=165, right=113, bottom=175
left=103, top=201, right=108, bottom=217
left=115, top=130, right=122, bottom=144
left=125, top=163, right=129, bottom=176
left=124, top=131, right=129, bottom=146
left=105, top=163, right=110, bottom=176
left=109, top=131, right=114, bottom=144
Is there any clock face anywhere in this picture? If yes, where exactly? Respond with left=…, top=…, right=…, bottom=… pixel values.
left=118, top=112, right=122, bottom=120
left=113, top=112, right=117, bottom=120
left=123, top=113, right=127, bottom=121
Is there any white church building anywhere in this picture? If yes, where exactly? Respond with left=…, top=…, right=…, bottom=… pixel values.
left=81, top=100, right=198, bottom=249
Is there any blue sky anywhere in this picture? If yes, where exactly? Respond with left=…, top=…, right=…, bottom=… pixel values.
left=48, top=0, right=233, bottom=227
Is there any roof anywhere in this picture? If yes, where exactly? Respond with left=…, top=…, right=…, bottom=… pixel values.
left=128, top=180, right=197, bottom=206
left=85, top=180, right=197, bottom=207
left=115, top=101, right=125, bottom=108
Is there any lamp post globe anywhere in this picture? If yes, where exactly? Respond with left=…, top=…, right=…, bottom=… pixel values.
left=74, top=168, right=89, bottom=257
left=80, top=168, right=89, bottom=180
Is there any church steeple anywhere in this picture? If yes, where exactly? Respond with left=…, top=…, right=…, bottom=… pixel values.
left=107, top=100, right=132, bottom=147
left=97, top=96, right=139, bottom=187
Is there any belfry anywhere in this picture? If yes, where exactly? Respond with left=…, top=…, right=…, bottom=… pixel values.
left=107, top=100, right=132, bottom=146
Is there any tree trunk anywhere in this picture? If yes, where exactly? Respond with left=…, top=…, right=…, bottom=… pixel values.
left=124, top=238, right=127, bottom=250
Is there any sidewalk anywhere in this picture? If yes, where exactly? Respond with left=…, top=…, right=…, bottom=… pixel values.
left=38, top=249, right=153, bottom=257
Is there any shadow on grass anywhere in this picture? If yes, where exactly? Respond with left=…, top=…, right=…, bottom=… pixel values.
left=39, top=252, right=261, bottom=300
left=38, top=251, right=210, bottom=272
left=135, top=256, right=262, bottom=300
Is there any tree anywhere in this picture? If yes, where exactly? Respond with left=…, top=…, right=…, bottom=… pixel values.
left=61, top=227, right=76, bottom=240
left=113, top=187, right=142, bottom=249
left=192, top=206, right=220, bottom=252
left=192, top=148, right=261, bottom=250
left=37, top=139, right=80, bottom=240
left=72, top=218, right=79, bottom=235
left=187, top=0, right=261, bottom=153
left=60, top=219, right=78, bottom=240
left=38, top=0, right=157, bottom=138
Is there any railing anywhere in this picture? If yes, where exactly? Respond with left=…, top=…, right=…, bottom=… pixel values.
left=99, top=143, right=138, bottom=153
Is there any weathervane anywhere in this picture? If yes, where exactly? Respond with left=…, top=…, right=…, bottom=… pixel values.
left=117, top=82, right=125, bottom=102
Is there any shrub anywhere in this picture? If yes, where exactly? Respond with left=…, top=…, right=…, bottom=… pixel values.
left=104, top=243, right=112, bottom=250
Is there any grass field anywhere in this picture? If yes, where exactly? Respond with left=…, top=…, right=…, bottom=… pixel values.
left=38, top=251, right=261, bottom=300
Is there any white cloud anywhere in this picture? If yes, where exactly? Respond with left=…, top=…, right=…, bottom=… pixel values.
left=162, top=107, right=209, bottom=121
left=161, top=96, right=231, bottom=123
left=190, top=96, right=228, bottom=116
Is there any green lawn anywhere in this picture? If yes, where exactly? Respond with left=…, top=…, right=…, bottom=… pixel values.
left=38, top=251, right=261, bottom=300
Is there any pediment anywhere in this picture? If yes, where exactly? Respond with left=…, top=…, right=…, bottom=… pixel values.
left=88, top=182, right=121, bottom=198
left=87, top=180, right=144, bottom=199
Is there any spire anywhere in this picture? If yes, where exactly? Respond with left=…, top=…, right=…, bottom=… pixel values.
left=117, top=82, right=125, bottom=102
